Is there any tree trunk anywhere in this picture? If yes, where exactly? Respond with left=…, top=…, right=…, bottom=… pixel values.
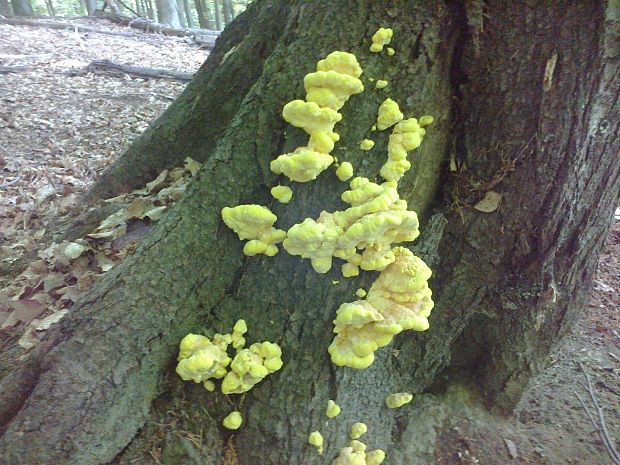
left=0, top=0, right=13, bottom=16
left=213, top=0, right=221, bottom=30
left=181, top=0, right=192, bottom=27
left=84, top=0, right=96, bottom=16
left=222, top=0, right=232, bottom=25
left=1, top=1, right=618, bottom=464
left=193, top=0, right=211, bottom=29
left=155, top=0, right=182, bottom=28
left=10, top=0, right=33, bottom=16
left=44, top=0, right=54, bottom=16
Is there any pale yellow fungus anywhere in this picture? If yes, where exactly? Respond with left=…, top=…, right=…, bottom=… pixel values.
left=366, top=449, right=386, bottom=465
left=376, top=98, right=403, bottom=130
left=271, top=51, right=364, bottom=183
left=175, top=334, right=231, bottom=388
left=326, top=399, right=341, bottom=418
left=342, top=262, right=359, bottom=277
left=329, top=247, right=434, bottom=369
left=380, top=117, right=429, bottom=182
left=355, top=288, right=367, bottom=298
left=308, top=431, right=324, bottom=454
left=221, top=341, right=283, bottom=394
left=283, top=177, right=419, bottom=276
left=203, top=380, right=216, bottom=391
left=370, top=27, right=393, bottom=53
left=385, top=392, right=413, bottom=409
left=375, top=80, right=388, bottom=89
left=371, top=125, right=377, bottom=131
left=419, top=115, right=434, bottom=126
left=359, top=139, right=375, bottom=150
left=222, top=411, right=242, bottom=430
left=387, top=47, right=395, bottom=56
left=331, top=447, right=366, bottom=465
left=221, top=205, right=286, bottom=256
left=349, top=440, right=366, bottom=452
left=271, top=185, right=293, bottom=203
left=336, top=162, right=354, bottom=181
left=231, top=319, right=248, bottom=350
left=350, top=422, right=368, bottom=440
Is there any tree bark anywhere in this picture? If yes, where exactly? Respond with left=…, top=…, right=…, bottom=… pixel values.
left=213, top=0, right=221, bottom=30
left=155, top=0, right=182, bottom=28
left=84, top=0, right=97, bottom=16
left=193, top=0, right=211, bottom=29
left=10, top=0, right=34, bottom=16
left=44, top=0, right=55, bottom=16
left=181, top=0, right=192, bottom=27
left=222, top=0, right=232, bottom=25
left=0, top=0, right=13, bottom=16
left=0, top=1, right=618, bottom=464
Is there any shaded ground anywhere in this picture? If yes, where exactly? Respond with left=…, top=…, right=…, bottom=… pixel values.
left=0, top=18, right=618, bottom=465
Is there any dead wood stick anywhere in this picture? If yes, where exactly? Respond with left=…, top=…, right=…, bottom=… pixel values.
left=0, top=17, right=139, bottom=38
left=67, top=59, right=194, bottom=82
left=574, top=362, right=620, bottom=465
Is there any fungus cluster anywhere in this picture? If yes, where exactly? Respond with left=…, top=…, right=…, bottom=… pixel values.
left=175, top=320, right=283, bottom=429
left=221, top=205, right=286, bottom=257
left=270, top=51, right=364, bottom=183
left=330, top=422, right=385, bottom=465
left=329, top=247, right=433, bottom=368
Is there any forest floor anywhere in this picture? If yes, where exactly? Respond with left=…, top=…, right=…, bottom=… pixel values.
left=0, top=18, right=618, bottom=465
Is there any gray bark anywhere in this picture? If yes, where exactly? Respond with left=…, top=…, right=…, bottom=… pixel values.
left=0, top=0, right=13, bottom=16
left=155, top=0, right=182, bottom=28
left=213, top=0, right=221, bottom=29
left=222, top=0, right=232, bottom=24
left=0, top=1, right=618, bottom=464
left=181, top=0, right=192, bottom=27
left=84, top=0, right=96, bottom=16
left=10, top=0, right=33, bottom=16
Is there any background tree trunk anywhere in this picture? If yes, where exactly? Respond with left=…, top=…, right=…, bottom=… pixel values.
left=222, top=0, right=232, bottom=25
left=0, top=1, right=618, bottom=464
left=84, top=0, right=97, bottom=16
left=213, top=0, right=221, bottom=29
left=44, top=0, right=55, bottom=16
left=155, top=0, right=182, bottom=28
left=10, top=0, right=34, bottom=16
left=181, top=0, right=192, bottom=27
left=0, top=0, right=13, bottom=16
left=193, top=0, right=210, bottom=29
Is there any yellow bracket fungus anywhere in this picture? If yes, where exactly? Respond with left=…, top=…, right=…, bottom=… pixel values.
left=376, top=98, right=403, bottom=131
left=350, top=422, right=368, bottom=440
left=332, top=442, right=385, bottom=464
left=385, top=392, right=413, bottom=409
left=271, top=185, right=293, bottom=203
left=308, top=431, right=324, bottom=454
left=370, top=27, right=393, bottom=53
left=355, top=288, right=367, bottom=298
left=223, top=411, right=243, bottom=430
left=221, top=205, right=287, bottom=256
left=326, top=399, right=341, bottom=418
left=231, top=319, right=247, bottom=350
left=329, top=247, right=433, bottom=369
left=380, top=117, right=430, bottom=182
left=270, top=51, right=364, bottom=183
left=336, top=162, right=354, bottom=181
left=359, top=139, right=374, bottom=151
left=176, top=333, right=232, bottom=389
left=283, top=177, right=419, bottom=276
left=366, top=449, right=386, bottom=465
left=375, top=80, right=388, bottom=90
left=419, top=115, right=434, bottom=126
left=386, top=47, right=395, bottom=56
left=349, top=439, right=366, bottom=452
left=221, top=341, right=283, bottom=394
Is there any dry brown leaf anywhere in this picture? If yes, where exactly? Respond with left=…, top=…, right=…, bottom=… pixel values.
left=474, top=191, right=502, bottom=213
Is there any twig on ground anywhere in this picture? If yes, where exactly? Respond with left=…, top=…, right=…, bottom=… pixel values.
left=574, top=362, right=620, bottom=465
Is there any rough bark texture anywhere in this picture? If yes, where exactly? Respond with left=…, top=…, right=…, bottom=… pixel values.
left=0, top=0, right=13, bottom=16
left=10, top=0, right=33, bottom=16
left=84, top=0, right=97, bottom=16
left=0, top=1, right=618, bottom=464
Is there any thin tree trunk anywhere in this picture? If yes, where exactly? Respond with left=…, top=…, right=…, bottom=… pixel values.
left=134, top=0, right=142, bottom=16
left=84, top=0, right=96, bottom=15
left=155, top=0, right=182, bottom=28
left=145, top=0, right=154, bottom=19
left=222, top=0, right=231, bottom=25
left=213, top=0, right=221, bottom=30
left=10, top=0, right=34, bottom=16
left=0, top=1, right=618, bottom=464
left=181, top=0, right=192, bottom=27
left=0, top=0, right=13, bottom=16
left=193, top=0, right=207, bottom=28
left=44, top=0, right=55, bottom=15
left=175, top=0, right=186, bottom=27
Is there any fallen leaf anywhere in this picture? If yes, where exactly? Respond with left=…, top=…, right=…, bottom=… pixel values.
left=35, top=309, right=68, bottom=330
left=474, top=191, right=502, bottom=212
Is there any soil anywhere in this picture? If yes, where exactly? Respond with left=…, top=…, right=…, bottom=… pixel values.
left=1, top=17, right=618, bottom=465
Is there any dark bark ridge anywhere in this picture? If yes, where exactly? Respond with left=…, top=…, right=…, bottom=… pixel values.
left=0, top=1, right=618, bottom=464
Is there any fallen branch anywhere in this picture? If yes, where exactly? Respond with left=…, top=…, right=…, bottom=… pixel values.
left=574, top=362, right=620, bottom=465
left=67, top=59, right=193, bottom=82
left=94, top=12, right=219, bottom=48
left=0, top=17, right=138, bottom=38
left=0, top=66, right=28, bottom=74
